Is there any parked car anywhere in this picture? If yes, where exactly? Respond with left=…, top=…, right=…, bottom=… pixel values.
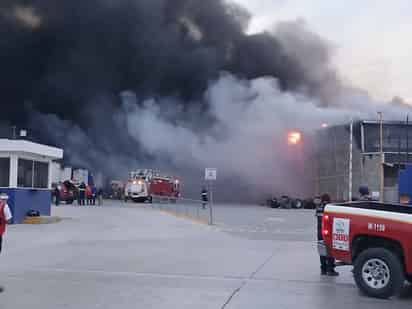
left=52, top=180, right=78, bottom=204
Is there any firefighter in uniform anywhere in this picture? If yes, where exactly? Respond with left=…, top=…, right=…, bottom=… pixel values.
left=201, top=187, right=208, bottom=209
left=78, top=182, right=86, bottom=206
left=0, top=193, right=13, bottom=293
left=54, top=185, right=61, bottom=206
left=316, top=193, right=339, bottom=276
left=359, top=185, right=371, bottom=201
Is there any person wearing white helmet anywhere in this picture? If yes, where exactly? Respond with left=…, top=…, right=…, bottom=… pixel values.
left=0, top=193, right=12, bottom=293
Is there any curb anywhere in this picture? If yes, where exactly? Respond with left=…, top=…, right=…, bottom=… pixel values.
left=22, top=216, right=62, bottom=225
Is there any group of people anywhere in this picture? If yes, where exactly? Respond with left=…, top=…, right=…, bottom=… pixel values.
left=77, top=182, right=98, bottom=206
left=54, top=182, right=103, bottom=206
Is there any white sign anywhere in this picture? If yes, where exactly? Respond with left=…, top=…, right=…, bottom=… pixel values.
left=332, top=218, right=350, bottom=251
left=205, top=168, right=217, bottom=181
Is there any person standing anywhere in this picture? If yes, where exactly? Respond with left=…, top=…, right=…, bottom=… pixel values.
left=359, top=185, right=371, bottom=201
left=201, top=187, right=208, bottom=209
left=97, top=188, right=104, bottom=206
left=85, top=184, right=92, bottom=206
left=0, top=193, right=13, bottom=293
left=54, top=185, right=61, bottom=206
left=78, top=182, right=86, bottom=206
left=316, top=193, right=339, bottom=276
left=91, top=185, right=97, bottom=206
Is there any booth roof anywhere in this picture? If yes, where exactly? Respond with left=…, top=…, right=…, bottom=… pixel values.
left=0, top=139, right=63, bottom=160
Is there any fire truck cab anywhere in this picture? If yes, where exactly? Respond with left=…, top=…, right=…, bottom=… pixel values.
left=124, top=169, right=181, bottom=203
left=124, top=170, right=151, bottom=203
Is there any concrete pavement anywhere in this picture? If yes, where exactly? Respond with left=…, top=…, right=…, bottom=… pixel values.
left=0, top=202, right=411, bottom=308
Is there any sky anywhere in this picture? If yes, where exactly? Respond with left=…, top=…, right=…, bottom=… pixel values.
left=233, top=0, right=412, bottom=102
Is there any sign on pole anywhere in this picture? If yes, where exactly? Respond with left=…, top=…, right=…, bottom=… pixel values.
left=205, top=168, right=217, bottom=181
left=204, top=168, right=217, bottom=225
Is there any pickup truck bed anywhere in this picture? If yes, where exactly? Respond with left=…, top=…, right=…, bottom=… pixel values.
left=319, top=201, right=412, bottom=298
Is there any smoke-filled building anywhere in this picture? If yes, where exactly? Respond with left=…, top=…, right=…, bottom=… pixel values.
left=313, top=120, right=412, bottom=203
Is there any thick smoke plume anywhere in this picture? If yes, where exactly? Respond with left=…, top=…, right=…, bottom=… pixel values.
left=1, top=0, right=310, bottom=124
left=1, top=1, right=409, bottom=201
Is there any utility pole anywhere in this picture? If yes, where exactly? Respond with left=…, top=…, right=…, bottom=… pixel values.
left=208, top=180, right=213, bottom=225
left=398, top=125, right=402, bottom=203
left=378, top=112, right=384, bottom=202
left=348, top=119, right=353, bottom=201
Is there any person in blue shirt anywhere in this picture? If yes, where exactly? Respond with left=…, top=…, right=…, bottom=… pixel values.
left=91, top=185, right=97, bottom=205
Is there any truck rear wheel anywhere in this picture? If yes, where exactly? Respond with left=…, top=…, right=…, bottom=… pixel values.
left=353, top=248, right=405, bottom=299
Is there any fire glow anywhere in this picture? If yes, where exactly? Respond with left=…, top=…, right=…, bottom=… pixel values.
left=287, top=131, right=302, bottom=145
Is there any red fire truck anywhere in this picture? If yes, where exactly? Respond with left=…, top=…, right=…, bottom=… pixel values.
left=319, top=201, right=412, bottom=298
left=124, top=169, right=180, bottom=203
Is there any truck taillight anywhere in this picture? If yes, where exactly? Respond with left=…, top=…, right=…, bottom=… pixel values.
left=322, top=214, right=331, bottom=238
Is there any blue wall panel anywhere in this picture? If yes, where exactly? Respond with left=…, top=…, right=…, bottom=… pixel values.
left=398, top=166, right=412, bottom=205
left=0, top=188, right=51, bottom=224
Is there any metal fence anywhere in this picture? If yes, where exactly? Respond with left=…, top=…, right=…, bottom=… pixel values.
left=149, top=196, right=212, bottom=224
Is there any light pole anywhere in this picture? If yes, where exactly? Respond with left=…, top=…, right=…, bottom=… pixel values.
left=378, top=112, right=384, bottom=202
left=349, top=119, right=354, bottom=201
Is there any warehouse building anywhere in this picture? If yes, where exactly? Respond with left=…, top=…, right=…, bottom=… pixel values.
left=314, top=120, right=412, bottom=203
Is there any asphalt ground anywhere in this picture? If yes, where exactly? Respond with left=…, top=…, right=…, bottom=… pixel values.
left=0, top=201, right=411, bottom=308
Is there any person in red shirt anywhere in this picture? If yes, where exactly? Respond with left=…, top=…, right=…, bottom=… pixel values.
left=86, top=185, right=93, bottom=206
left=0, top=193, right=13, bottom=293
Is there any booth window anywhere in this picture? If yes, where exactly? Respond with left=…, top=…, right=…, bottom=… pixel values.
left=18, top=159, right=33, bottom=187
left=34, top=161, right=48, bottom=188
left=0, top=158, right=10, bottom=187
left=18, top=159, right=49, bottom=188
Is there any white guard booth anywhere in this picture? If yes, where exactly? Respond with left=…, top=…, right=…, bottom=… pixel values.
left=0, top=139, right=63, bottom=223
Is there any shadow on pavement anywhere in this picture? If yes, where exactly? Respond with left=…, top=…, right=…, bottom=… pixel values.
left=399, top=283, right=412, bottom=299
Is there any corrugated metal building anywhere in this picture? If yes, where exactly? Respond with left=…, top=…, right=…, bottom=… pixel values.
left=314, top=120, right=412, bottom=203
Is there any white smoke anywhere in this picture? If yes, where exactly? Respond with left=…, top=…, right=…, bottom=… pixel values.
left=120, top=72, right=407, bottom=201
left=31, top=71, right=410, bottom=202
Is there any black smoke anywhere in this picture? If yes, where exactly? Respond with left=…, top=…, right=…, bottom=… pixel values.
left=0, top=0, right=314, bottom=127
left=0, top=1, right=345, bottom=200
